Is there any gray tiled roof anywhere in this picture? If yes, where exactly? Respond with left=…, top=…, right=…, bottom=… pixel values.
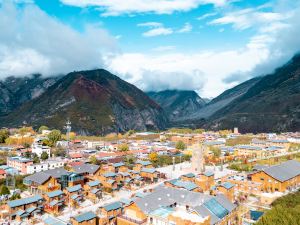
left=24, top=172, right=51, bottom=185
left=262, top=160, right=300, bottom=182
left=44, top=168, right=69, bottom=178
left=72, top=164, right=100, bottom=174
left=135, top=186, right=236, bottom=225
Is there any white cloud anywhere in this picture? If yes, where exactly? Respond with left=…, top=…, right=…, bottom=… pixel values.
left=0, top=1, right=117, bottom=78
left=178, top=22, right=193, bottom=33
left=209, top=7, right=291, bottom=30
left=152, top=46, right=176, bottom=52
left=138, top=22, right=173, bottom=37
left=197, top=12, right=217, bottom=20
left=60, top=0, right=230, bottom=16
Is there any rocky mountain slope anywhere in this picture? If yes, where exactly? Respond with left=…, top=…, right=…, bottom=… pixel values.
left=147, top=90, right=206, bottom=121
left=207, top=54, right=300, bottom=132
left=0, top=70, right=168, bottom=135
left=0, top=74, right=59, bottom=115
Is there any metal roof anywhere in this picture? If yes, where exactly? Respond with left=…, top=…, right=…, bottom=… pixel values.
left=66, top=184, right=82, bottom=193
left=47, top=190, right=64, bottom=198
left=24, top=172, right=51, bottom=185
left=103, top=201, right=122, bottom=211
left=203, top=198, right=229, bottom=219
left=73, top=211, right=96, bottom=222
left=136, top=160, right=152, bottom=166
left=113, top=162, right=125, bottom=167
left=141, top=168, right=157, bottom=174
left=182, top=173, right=195, bottom=178
left=44, top=168, right=69, bottom=178
left=220, top=182, right=235, bottom=189
left=8, top=195, right=43, bottom=208
left=104, top=172, right=117, bottom=177
left=87, top=180, right=100, bottom=187
left=262, top=160, right=300, bottom=182
left=72, top=164, right=100, bottom=174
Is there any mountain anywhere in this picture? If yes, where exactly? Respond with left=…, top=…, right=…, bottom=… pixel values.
left=185, top=77, right=262, bottom=121
left=0, top=69, right=168, bottom=135
left=147, top=90, right=206, bottom=121
left=0, top=74, right=59, bottom=115
left=208, top=54, right=300, bottom=132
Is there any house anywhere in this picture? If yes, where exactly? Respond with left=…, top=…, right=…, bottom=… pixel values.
left=133, top=160, right=153, bottom=171
left=117, top=186, right=238, bottom=225
left=108, top=162, right=127, bottom=173
left=100, top=201, right=122, bottom=224
left=195, top=171, right=215, bottom=192
left=250, top=160, right=300, bottom=193
left=165, top=179, right=201, bottom=192
left=71, top=211, right=97, bottom=225
left=0, top=169, right=6, bottom=179
left=180, top=173, right=196, bottom=182
left=64, top=184, right=83, bottom=208
left=31, top=142, right=51, bottom=158
left=71, top=163, right=101, bottom=180
left=84, top=180, right=102, bottom=202
left=44, top=190, right=65, bottom=214
left=7, top=156, right=33, bottom=174
left=214, top=182, right=235, bottom=202
left=99, top=172, right=118, bottom=191
left=26, top=160, right=64, bottom=174
left=6, top=195, right=44, bottom=221
left=140, top=168, right=158, bottom=182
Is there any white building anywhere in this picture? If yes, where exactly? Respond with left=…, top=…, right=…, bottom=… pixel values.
left=31, top=142, right=51, bottom=157
left=26, top=160, right=64, bottom=174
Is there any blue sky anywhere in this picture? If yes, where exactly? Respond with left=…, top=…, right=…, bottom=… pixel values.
left=0, top=0, right=300, bottom=97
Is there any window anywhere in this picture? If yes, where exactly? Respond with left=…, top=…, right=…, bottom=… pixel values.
left=260, top=178, right=264, bottom=181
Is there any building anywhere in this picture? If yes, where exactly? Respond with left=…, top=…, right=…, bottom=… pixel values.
left=71, top=211, right=97, bottom=225
left=44, top=190, right=65, bottom=214
left=250, top=160, right=300, bottom=193
left=26, top=160, right=64, bottom=174
left=64, top=184, right=83, bottom=208
left=117, top=186, right=238, bottom=225
left=84, top=180, right=102, bottom=203
left=31, top=140, right=51, bottom=157
left=100, top=201, right=123, bottom=224
left=7, top=156, right=33, bottom=174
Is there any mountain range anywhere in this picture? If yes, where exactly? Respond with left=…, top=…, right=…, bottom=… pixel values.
left=0, top=54, right=299, bottom=134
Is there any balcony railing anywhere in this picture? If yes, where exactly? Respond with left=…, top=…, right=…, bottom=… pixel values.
left=118, top=215, right=147, bottom=225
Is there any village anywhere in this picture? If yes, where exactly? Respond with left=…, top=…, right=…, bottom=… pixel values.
left=0, top=125, right=299, bottom=225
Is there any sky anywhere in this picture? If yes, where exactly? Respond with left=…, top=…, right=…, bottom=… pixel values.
left=0, top=0, right=300, bottom=98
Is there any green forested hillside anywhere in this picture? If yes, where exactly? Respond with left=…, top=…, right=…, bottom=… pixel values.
left=256, top=190, right=300, bottom=225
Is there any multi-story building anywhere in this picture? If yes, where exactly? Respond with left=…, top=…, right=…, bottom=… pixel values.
left=26, top=160, right=64, bottom=174
left=250, top=160, right=300, bottom=193
left=31, top=141, right=51, bottom=157
left=7, top=156, right=33, bottom=174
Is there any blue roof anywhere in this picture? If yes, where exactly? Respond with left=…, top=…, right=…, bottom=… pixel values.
left=49, top=200, right=58, bottom=206
left=221, top=182, right=235, bottom=189
left=167, top=179, right=198, bottom=191
left=47, top=190, right=64, bottom=198
left=236, top=145, right=262, bottom=150
left=250, top=210, right=264, bottom=221
left=66, top=184, right=82, bottom=193
left=73, top=211, right=96, bottom=222
left=136, top=160, right=152, bottom=166
left=104, top=172, right=117, bottom=177
left=103, top=201, right=122, bottom=211
left=149, top=207, right=174, bottom=218
left=113, top=162, right=125, bottom=167
left=182, top=173, right=195, bottom=178
left=141, top=168, right=157, bottom=173
left=26, top=206, right=37, bottom=214
left=107, top=179, right=116, bottom=184
left=87, top=180, right=100, bottom=187
left=204, top=198, right=229, bottom=219
left=269, top=139, right=289, bottom=143
left=44, top=216, right=68, bottom=225
left=8, top=195, right=43, bottom=208
left=204, top=141, right=224, bottom=146
left=91, top=188, right=101, bottom=194
left=203, top=171, right=214, bottom=177
left=120, top=198, right=133, bottom=206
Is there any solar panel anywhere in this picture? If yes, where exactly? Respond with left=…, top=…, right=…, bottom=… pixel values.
left=204, top=198, right=229, bottom=219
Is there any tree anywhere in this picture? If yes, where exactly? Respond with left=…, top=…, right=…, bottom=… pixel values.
left=210, top=146, right=221, bottom=158
left=40, top=151, right=49, bottom=161
left=0, top=185, right=10, bottom=196
left=38, top=125, right=49, bottom=134
left=148, top=152, right=158, bottom=163
left=32, top=153, right=40, bottom=163
left=48, top=130, right=61, bottom=145
left=0, top=129, right=9, bottom=143
left=89, top=155, right=98, bottom=165
left=53, top=147, right=66, bottom=157
left=118, top=143, right=129, bottom=152
left=175, top=141, right=186, bottom=150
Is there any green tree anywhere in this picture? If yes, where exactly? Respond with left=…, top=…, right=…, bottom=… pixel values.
left=53, top=147, right=66, bottom=157
left=175, top=140, right=186, bottom=150
left=0, top=129, right=9, bottom=143
left=38, top=125, right=49, bottom=134
left=40, top=151, right=49, bottom=161
left=32, top=153, right=40, bottom=163
left=48, top=130, right=61, bottom=145
left=118, top=143, right=129, bottom=152
left=0, top=185, right=10, bottom=195
left=210, top=146, right=221, bottom=158
left=10, top=193, right=21, bottom=200
left=89, top=155, right=98, bottom=165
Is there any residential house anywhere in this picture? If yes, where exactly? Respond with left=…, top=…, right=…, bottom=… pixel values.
left=7, top=156, right=33, bottom=174
left=71, top=211, right=97, bottom=225
left=64, top=184, right=83, bottom=208
left=44, top=190, right=65, bottom=215
left=133, top=160, right=153, bottom=172
left=84, top=180, right=102, bottom=203
left=195, top=171, right=215, bottom=192
left=100, top=201, right=122, bottom=224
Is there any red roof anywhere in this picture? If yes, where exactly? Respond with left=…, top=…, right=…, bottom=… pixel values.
left=0, top=169, right=6, bottom=175
left=69, top=153, right=83, bottom=158
left=68, top=161, right=84, bottom=167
